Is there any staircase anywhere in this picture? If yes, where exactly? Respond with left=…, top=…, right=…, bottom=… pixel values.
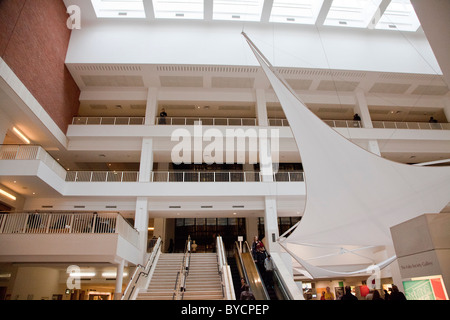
left=136, top=252, right=225, bottom=300
left=183, top=253, right=224, bottom=300
left=136, top=253, right=184, bottom=300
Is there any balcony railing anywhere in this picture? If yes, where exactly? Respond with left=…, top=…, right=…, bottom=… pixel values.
left=0, top=144, right=67, bottom=180
left=0, top=212, right=139, bottom=246
left=72, top=117, right=145, bottom=125
left=372, top=121, right=450, bottom=130
left=156, top=117, right=257, bottom=126
left=151, top=171, right=304, bottom=182
left=65, top=171, right=140, bottom=182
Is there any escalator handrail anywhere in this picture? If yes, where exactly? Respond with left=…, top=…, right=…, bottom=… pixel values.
left=234, top=241, right=270, bottom=300
left=243, top=241, right=270, bottom=300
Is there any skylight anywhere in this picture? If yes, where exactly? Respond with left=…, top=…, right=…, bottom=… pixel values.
left=270, top=0, right=324, bottom=24
left=375, top=0, right=421, bottom=32
left=213, top=0, right=265, bottom=22
left=324, top=0, right=382, bottom=28
left=91, top=0, right=146, bottom=18
left=152, top=0, right=204, bottom=20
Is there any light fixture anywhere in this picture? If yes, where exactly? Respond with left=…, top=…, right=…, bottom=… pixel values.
left=69, top=272, right=96, bottom=277
left=102, top=272, right=129, bottom=278
left=12, top=127, right=30, bottom=144
left=0, top=189, right=16, bottom=201
left=148, top=227, right=155, bottom=231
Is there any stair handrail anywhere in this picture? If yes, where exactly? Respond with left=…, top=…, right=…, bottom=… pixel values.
left=173, top=236, right=191, bottom=300
left=121, top=237, right=162, bottom=300
left=217, top=236, right=236, bottom=300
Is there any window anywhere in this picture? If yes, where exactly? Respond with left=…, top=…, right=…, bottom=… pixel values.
left=91, top=0, right=146, bottom=18
left=213, top=0, right=265, bottom=21
left=324, top=0, right=382, bottom=28
left=270, top=0, right=324, bottom=24
left=152, top=0, right=204, bottom=19
left=375, top=0, right=421, bottom=32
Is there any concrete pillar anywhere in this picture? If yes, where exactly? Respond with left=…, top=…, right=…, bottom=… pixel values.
left=246, top=216, right=259, bottom=243
left=139, top=138, right=153, bottom=182
left=114, top=259, right=125, bottom=300
left=264, top=196, right=280, bottom=253
left=154, top=218, right=167, bottom=251
left=355, top=90, right=381, bottom=156
left=134, top=197, right=149, bottom=255
left=145, top=87, right=158, bottom=125
left=256, top=89, right=268, bottom=127
left=443, top=98, right=450, bottom=122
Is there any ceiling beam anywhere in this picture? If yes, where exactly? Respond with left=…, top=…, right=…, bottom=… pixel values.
left=368, top=0, right=391, bottom=29
left=204, top=0, right=213, bottom=21
left=260, top=0, right=274, bottom=23
left=143, top=0, right=155, bottom=20
left=315, top=0, right=333, bottom=26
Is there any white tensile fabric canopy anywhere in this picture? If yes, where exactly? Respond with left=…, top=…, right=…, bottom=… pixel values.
left=243, top=33, right=450, bottom=278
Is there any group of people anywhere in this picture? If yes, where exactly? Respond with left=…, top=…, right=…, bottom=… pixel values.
left=239, top=236, right=275, bottom=300
left=322, top=285, right=406, bottom=301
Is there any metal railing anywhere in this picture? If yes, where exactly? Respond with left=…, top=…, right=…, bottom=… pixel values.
left=0, top=144, right=67, bottom=180
left=173, top=236, right=192, bottom=300
left=122, top=237, right=162, bottom=300
left=372, top=121, right=450, bottom=130
left=65, top=171, right=140, bottom=182
left=72, top=117, right=145, bottom=125
left=151, top=171, right=304, bottom=182
left=156, top=117, right=258, bottom=126
left=0, top=212, right=139, bottom=246
left=323, top=120, right=362, bottom=128
left=217, top=236, right=236, bottom=300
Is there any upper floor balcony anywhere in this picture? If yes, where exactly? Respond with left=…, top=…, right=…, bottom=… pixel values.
left=0, top=212, right=141, bottom=264
left=70, top=115, right=450, bottom=131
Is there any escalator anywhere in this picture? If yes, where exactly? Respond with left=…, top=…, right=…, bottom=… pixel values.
left=232, top=241, right=294, bottom=300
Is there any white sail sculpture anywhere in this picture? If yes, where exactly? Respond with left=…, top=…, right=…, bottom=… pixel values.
left=242, top=32, right=450, bottom=278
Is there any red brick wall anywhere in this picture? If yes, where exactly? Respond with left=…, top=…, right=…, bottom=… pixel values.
left=0, top=0, right=80, bottom=133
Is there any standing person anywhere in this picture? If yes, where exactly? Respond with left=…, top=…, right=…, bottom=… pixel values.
left=383, top=289, right=390, bottom=300
left=390, top=285, right=407, bottom=300
left=320, top=291, right=326, bottom=300
left=168, top=238, right=174, bottom=253
left=159, top=108, right=167, bottom=124
left=324, top=286, right=335, bottom=300
left=240, top=284, right=255, bottom=300
left=264, top=254, right=274, bottom=288
left=341, top=286, right=358, bottom=301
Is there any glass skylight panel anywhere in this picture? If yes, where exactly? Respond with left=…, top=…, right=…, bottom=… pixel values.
left=152, top=0, right=204, bottom=19
left=270, top=0, right=324, bottom=24
left=91, top=0, right=146, bottom=18
left=375, top=0, right=421, bottom=32
left=324, top=0, right=382, bottom=28
left=213, top=0, right=265, bottom=22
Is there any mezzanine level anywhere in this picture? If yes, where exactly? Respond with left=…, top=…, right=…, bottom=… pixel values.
left=72, top=116, right=450, bottom=131
left=0, top=212, right=141, bottom=264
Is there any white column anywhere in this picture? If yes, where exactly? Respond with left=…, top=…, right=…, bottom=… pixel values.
left=264, top=196, right=280, bottom=253
left=355, top=90, right=381, bottom=156
left=443, top=98, right=450, bottom=122
left=114, top=259, right=125, bottom=300
left=256, top=89, right=268, bottom=127
left=139, top=138, right=153, bottom=182
left=153, top=218, right=167, bottom=251
left=134, top=197, right=150, bottom=255
left=145, top=87, right=158, bottom=125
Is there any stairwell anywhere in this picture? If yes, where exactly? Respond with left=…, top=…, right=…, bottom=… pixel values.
left=136, top=253, right=184, bottom=300
left=136, top=252, right=225, bottom=300
left=183, top=253, right=224, bottom=300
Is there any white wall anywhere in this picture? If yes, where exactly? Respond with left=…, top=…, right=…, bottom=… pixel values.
left=11, top=267, right=60, bottom=300
left=67, top=20, right=440, bottom=75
